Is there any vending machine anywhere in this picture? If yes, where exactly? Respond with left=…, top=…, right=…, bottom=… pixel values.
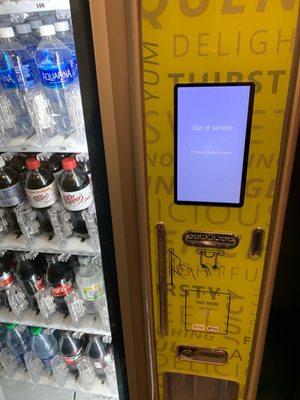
left=0, top=1, right=149, bottom=399
left=125, top=1, right=300, bottom=400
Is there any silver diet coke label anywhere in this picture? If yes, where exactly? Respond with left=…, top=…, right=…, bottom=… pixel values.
left=59, top=183, right=93, bottom=212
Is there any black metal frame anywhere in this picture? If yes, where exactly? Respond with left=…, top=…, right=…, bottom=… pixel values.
left=70, top=1, right=129, bottom=399
left=174, top=82, right=255, bottom=207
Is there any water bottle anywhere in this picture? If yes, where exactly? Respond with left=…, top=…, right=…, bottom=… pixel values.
left=29, top=20, right=43, bottom=37
left=16, top=23, right=39, bottom=57
left=54, top=21, right=76, bottom=64
left=0, top=27, right=54, bottom=142
left=29, top=326, right=57, bottom=372
left=35, top=24, right=82, bottom=137
left=6, top=323, right=31, bottom=366
left=0, top=27, right=34, bottom=138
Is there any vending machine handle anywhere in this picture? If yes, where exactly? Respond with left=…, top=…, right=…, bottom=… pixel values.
left=156, top=222, right=168, bottom=336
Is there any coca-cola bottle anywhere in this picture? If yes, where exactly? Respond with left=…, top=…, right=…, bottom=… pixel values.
left=24, top=156, right=58, bottom=236
left=0, top=250, right=15, bottom=309
left=45, top=255, right=74, bottom=315
left=15, top=252, right=45, bottom=311
left=58, top=157, right=93, bottom=238
left=59, top=330, right=84, bottom=376
left=0, top=158, right=26, bottom=234
left=86, top=335, right=108, bottom=378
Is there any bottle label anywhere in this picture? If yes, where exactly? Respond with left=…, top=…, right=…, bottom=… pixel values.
left=38, top=62, right=78, bottom=88
left=0, top=272, right=14, bottom=290
left=0, top=182, right=26, bottom=207
left=32, top=93, right=52, bottom=130
left=25, top=181, right=58, bottom=209
left=35, top=276, right=45, bottom=292
left=59, top=183, right=93, bottom=212
left=82, top=283, right=103, bottom=301
left=0, top=60, right=37, bottom=90
left=63, top=348, right=83, bottom=365
left=51, top=281, right=73, bottom=298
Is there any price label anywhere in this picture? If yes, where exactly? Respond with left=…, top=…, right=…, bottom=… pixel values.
left=0, top=0, right=70, bottom=14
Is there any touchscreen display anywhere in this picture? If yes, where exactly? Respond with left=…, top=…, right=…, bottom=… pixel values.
left=175, top=83, right=254, bottom=206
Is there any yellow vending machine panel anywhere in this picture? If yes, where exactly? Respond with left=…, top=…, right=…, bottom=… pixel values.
left=140, top=1, right=300, bottom=399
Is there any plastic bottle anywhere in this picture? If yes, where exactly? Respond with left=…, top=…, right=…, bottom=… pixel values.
left=0, top=27, right=34, bottom=138
left=45, top=255, right=74, bottom=315
left=0, top=157, right=26, bottom=234
left=5, top=152, right=28, bottom=182
left=24, top=156, right=58, bottom=236
left=59, top=330, right=84, bottom=376
left=58, top=157, right=93, bottom=238
left=35, top=24, right=76, bottom=135
left=0, top=27, right=55, bottom=142
left=0, top=250, right=15, bottom=309
left=29, top=326, right=57, bottom=372
left=86, top=335, right=108, bottom=378
left=15, top=253, right=45, bottom=310
left=54, top=20, right=76, bottom=68
left=29, top=20, right=43, bottom=37
left=5, top=323, right=31, bottom=366
left=0, top=322, right=7, bottom=349
left=15, top=23, right=39, bottom=57
left=76, top=256, right=105, bottom=315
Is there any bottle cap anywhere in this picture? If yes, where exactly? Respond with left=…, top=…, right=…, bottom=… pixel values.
left=62, top=157, right=77, bottom=171
left=29, top=19, right=42, bottom=30
left=16, top=23, right=32, bottom=35
left=0, top=158, right=5, bottom=168
left=30, top=326, right=42, bottom=336
left=0, top=27, right=15, bottom=38
left=6, top=323, right=16, bottom=331
left=39, top=24, right=56, bottom=37
left=54, top=21, right=70, bottom=33
left=26, top=157, right=41, bottom=170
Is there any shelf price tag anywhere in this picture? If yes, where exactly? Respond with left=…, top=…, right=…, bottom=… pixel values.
left=0, top=0, right=70, bottom=14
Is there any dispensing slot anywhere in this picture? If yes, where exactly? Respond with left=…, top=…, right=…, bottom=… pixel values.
left=177, top=345, right=228, bottom=365
left=156, top=222, right=168, bottom=336
left=249, top=228, right=265, bottom=260
left=164, top=373, right=239, bottom=400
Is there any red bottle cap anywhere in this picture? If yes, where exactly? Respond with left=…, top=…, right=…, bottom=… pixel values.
left=62, top=157, right=77, bottom=171
left=26, top=157, right=41, bottom=170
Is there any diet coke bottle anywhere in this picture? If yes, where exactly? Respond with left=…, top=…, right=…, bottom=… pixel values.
left=24, top=157, right=58, bottom=236
left=58, top=157, right=93, bottom=238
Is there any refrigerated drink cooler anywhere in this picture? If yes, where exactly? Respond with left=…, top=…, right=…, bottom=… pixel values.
left=0, top=1, right=132, bottom=399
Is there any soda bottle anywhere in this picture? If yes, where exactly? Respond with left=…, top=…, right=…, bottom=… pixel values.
left=15, top=252, right=45, bottom=311
left=5, top=323, right=31, bottom=366
left=59, top=330, right=84, bottom=376
left=76, top=256, right=105, bottom=315
left=0, top=250, right=15, bottom=309
left=0, top=27, right=54, bottom=141
left=29, top=19, right=43, bottom=37
left=15, top=23, right=39, bottom=57
left=58, top=157, right=93, bottom=238
left=37, top=152, right=64, bottom=180
left=24, top=156, right=58, bottom=236
left=0, top=157, right=26, bottom=234
left=29, top=326, right=57, bottom=372
left=0, top=322, right=7, bottom=349
left=86, top=335, right=108, bottom=378
left=35, top=24, right=77, bottom=135
left=75, top=153, right=91, bottom=182
left=5, top=152, right=28, bottom=182
left=45, top=254, right=74, bottom=315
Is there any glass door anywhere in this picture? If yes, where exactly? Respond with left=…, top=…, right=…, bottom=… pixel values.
left=0, top=1, right=128, bottom=399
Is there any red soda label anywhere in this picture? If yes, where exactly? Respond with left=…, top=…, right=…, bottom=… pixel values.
left=35, top=276, right=45, bottom=291
left=63, top=349, right=83, bottom=365
left=51, top=281, right=73, bottom=297
left=0, top=272, right=14, bottom=289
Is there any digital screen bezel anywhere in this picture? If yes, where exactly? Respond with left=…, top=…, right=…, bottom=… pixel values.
left=174, top=82, right=255, bottom=207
